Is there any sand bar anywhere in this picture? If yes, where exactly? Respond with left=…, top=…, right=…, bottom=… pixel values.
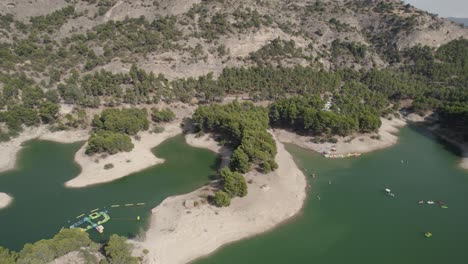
left=134, top=132, right=307, bottom=264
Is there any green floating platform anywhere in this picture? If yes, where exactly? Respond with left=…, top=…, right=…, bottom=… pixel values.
left=69, top=210, right=110, bottom=233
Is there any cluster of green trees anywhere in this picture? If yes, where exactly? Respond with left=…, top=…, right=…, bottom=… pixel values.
left=104, top=234, right=139, bottom=264
left=86, top=108, right=149, bottom=155
left=0, top=229, right=94, bottom=264
left=269, top=94, right=381, bottom=137
left=249, top=38, right=308, bottom=66
left=232, top=7, right=273, bottom=32
left=86, top=130, right=134, bottom=155
left=187, top=5, right=272, bottom=40
left=0, top=230, right=138, bottom=264
left=0, top=74, right=60, bottom=141
left=331, top=40, right=368, bottom=61
left=56, top=64, right=345, bottom=107
left=193, top=101, right=277, bottom=173
left=401, top=38, right=468, bottom=138
left=213, top=168, right=248, bottom=207
left=91, top=108, right=149, bottom=135
left=29, top=6, right=76, bottom=33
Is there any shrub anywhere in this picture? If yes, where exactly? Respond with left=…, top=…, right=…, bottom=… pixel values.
left=213, top=191, right=231, bottom=207
left=220, top=168, right=248, bottom=197
left=104, top=163, right=114, bottom=170
left=151, top=108, right=175, bottom=123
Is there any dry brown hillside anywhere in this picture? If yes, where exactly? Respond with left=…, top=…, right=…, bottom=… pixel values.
left=0, top=0, right=466, bottom=81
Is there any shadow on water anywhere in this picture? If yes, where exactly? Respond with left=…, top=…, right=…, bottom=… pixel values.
left=408, top=123, right=464, bottom=157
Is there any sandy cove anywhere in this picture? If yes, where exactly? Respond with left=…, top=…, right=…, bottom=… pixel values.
left=0, top=192, right=12, bottom=209
left=185, top=133, right=232, bottom=168
left=134, top=132, right=307, bottom=264
left=0, top=126, right=90, bottom=174
left=273, top=117, right=407, bottom=155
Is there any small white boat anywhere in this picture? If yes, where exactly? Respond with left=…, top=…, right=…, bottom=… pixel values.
left=385, top=188, right=391, bottom=193
left=427, top=201, right=435, bottom=205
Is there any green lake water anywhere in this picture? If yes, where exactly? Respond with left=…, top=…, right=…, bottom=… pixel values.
left=0, top=135, right=218, bottom=251
left=195, top=127, right=468, bottom=264
left=1, top=127, right=468, bottom=263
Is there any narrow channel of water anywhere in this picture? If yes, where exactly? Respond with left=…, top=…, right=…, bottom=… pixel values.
left=0, top=135, right=218, bottom=251
left=195, top=127, right=468, bottom=264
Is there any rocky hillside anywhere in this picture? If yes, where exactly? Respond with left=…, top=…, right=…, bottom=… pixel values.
left=0, top=0, right=466, bottom=81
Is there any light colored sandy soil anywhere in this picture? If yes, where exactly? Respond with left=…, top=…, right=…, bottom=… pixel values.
left=273, top=117, right=406, bottom=155
left=0, top=127, right=89, bottom=173
left=0, top=192, right=12, bottom=210
left=134, top=132, right=307, bottom=264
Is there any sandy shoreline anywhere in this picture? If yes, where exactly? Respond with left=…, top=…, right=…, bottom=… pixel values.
left=134, top=132, right=307, bottom=264
left=185, top=133, right=232, bottom=168
left=0, top=192, right=12, bottom=209
left=273, top=117, right=407, bottom=155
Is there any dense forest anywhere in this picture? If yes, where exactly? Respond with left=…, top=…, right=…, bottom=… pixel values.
left=1, top=38, right=467, bottom=145
left=0, top=229, right=138, bottom=264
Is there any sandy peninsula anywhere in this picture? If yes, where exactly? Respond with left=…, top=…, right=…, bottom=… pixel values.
left=0, top=192, right=13, bottom=210
left=273, top=117, right=406, bottom=155
left=0, top=126, right=89, bottom=173
left=66, top=103, right=195, bottom=188
left=134, top=132, right=307, bottom=264
left=65, top=122, right=183, bottom=188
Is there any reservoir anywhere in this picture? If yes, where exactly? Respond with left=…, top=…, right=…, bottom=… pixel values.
left=195, top=127, right=468, bottom=264
left=0, top=135, right=218, bottom=251
left=1, top=127, right=468, bottom=264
